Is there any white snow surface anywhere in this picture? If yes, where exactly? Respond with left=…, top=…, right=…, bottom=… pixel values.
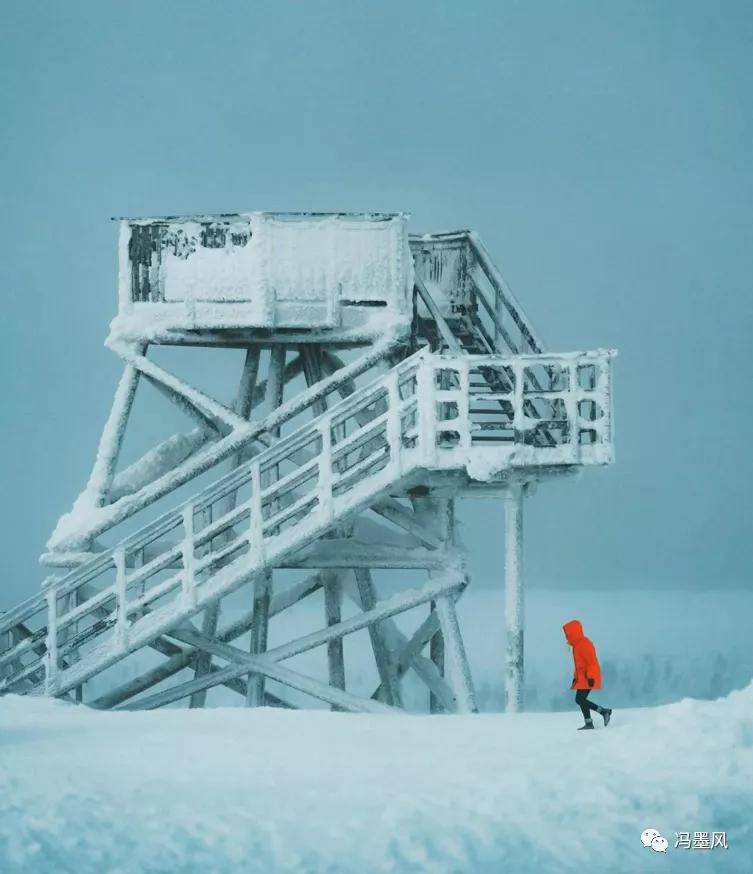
left=1, top=686, right=751, bottom=873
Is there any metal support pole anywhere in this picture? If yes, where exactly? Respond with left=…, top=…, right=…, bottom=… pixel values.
left=504, top=482, right=524, bottom=712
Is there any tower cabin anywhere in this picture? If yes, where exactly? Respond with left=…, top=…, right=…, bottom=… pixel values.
left=0, top=211, right=615, bottom=716
left=114, top=212, right=413, bottom=345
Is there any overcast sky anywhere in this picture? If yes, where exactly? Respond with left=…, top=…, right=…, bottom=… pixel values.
left=1, top=1, right=751, bottom=603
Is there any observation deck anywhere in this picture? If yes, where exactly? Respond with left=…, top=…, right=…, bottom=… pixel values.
left=112, top=212, right=413, bottom=344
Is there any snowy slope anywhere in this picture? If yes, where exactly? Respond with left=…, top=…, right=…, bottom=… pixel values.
left=1, top=685, right=751, bottom=873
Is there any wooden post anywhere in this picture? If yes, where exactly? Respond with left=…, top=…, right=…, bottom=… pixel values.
left=323, top=571, right=345, bottom=708
left=505, top=482, right=524, bottom=712
left=411, top=493, right=454, bottom=713
left=428, top=606, right=444, bottom=713
left=303, top=343, right=344, bottom=708
left=245, top=345, right=285, bottom=707
left=246, top=571, right=272, bottom=706
left=180, top=506, right=196, bottom=610
left=114, top=546, right=128, bottom=647
left=354, top=568, right=401, bottom=707
left=191, top=347, right=260, bottom=708
left=87, top=363, right=141, bottom=507
left=44, top=588, right=58, bottom=695
left=435, top=594, right=477, bottom=714
left=189, top=505, right=218, bottom=709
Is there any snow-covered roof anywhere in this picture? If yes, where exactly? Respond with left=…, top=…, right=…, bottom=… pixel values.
left=112, top=210, right=405, bottom=224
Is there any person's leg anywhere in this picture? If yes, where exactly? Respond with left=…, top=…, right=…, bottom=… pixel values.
left=575, top=690, right=592, bottom=721
left=586, top=696, right=603, bottom=714
left=588, top=693, right=613, bottom=725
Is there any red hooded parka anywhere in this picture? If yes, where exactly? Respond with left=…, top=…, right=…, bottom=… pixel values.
left=563, top=619, right=601, bottom=690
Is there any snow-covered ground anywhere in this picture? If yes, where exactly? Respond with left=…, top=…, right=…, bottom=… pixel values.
left=3, top=585, right=750, bottom=871
left=1, top=685, right=751, bottom=873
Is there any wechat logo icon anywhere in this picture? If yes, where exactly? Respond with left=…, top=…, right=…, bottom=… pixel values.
left=641, top=828, right=668, bottom=853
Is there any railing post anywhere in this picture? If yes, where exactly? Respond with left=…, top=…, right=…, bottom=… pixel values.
left=458, top=358, right=471, bottom=450
left=318, top=415, right=334, bottom=522
left=512, top=361, right=525, bottom=448
left=44, top=586, right=58, bottom=695
left=416, top=356, right=436, bottom=466
left=600, top=353, right=614, bottom=460
left=249, top=464, right=265, bottom=568
left=181, top=506, right=197, bottom=609
left=566, top=360, right=580, bottom=462
left=114, top=546, right=128, bottom=647
left=386, top=370, right=402, bottom=475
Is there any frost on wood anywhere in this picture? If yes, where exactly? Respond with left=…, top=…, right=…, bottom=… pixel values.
left=111, top=212, right=414, bottom=342
left=2, top=215, right=615, bottom=718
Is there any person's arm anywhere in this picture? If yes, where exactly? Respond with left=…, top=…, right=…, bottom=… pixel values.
left=583, top=639, right=599, bottom=687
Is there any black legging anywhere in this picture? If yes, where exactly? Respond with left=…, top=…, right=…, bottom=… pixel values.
left=575, top=688, right=602, bottom=720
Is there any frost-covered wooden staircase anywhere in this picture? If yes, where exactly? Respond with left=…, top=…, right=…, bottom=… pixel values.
left=0, top=213, right=615, bottom=714
left=0, top=345, right=612, bottom=711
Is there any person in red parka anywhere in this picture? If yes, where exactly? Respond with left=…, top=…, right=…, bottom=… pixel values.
left=563, top=619, right=613, bottom=730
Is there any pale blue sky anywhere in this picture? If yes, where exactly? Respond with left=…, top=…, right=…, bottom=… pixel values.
left=1, top=1, right=752, bottom=602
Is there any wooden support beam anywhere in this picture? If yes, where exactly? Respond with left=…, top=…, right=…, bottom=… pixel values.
left=372, top=610, right=436, bottom=692
left=363, top=599, right=454, bottom=711
left=244, top=345, right=285, bottom=707
left=90, top=574, right=323, bottom=709
left=130, top=628, right=396, bottom=714
left=246, top=571, right=271, bottom=706
left=136, top=575, right=462, bottom=710
left=143, top=373, right=224, bottom=435
left=353, top=568, right=401, bottom=707
left=431, top=499, right=452, bottom=713
left=505, top=482, right=525, bottom=713
left=302, top=344, right=347, bottom=708
left=323, top=571, right=345, bottom=707
left=123, top=346, right=251, bottom=433
left=429, top=602, right=445, bottom=713
left=414, top=277, right=463, bottom=354
left=235, top=346, right=263, bottom=420
left=435, top=595, right=477, bottom=713
left=409, top=495, right=463, bottom=713
left=369, top=498, right=442, bottom=549
left=189, top=601, right=221, bottom=709
left=191, top=347, right=261, bottom=707
left=300, top=346, right=328, bottom=417
left=288, top=541, right=445, bottom=569
left=55, top=337, right=395, bottom=551
left=86, top=364, right=141, bottom=507
left=249, top=354, right=303, bottom=410
left=108, top=428, right=211, bottom=503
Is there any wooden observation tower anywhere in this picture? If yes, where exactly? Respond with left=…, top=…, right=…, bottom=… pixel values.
left=0, top=212, right=615, bottom=714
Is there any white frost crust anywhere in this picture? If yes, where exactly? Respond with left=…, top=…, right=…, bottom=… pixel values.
left=108, top=429, right=209, bottom=502
left=113, top=213, right=414, bottom=338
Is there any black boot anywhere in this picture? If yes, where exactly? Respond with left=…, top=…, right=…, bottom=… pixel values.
left=602, top=708, right=612, bottom=727
left=578, top=719, right=594, bottom=730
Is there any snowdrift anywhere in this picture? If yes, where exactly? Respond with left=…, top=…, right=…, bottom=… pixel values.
left=1, top=683, right=751, bottom=873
